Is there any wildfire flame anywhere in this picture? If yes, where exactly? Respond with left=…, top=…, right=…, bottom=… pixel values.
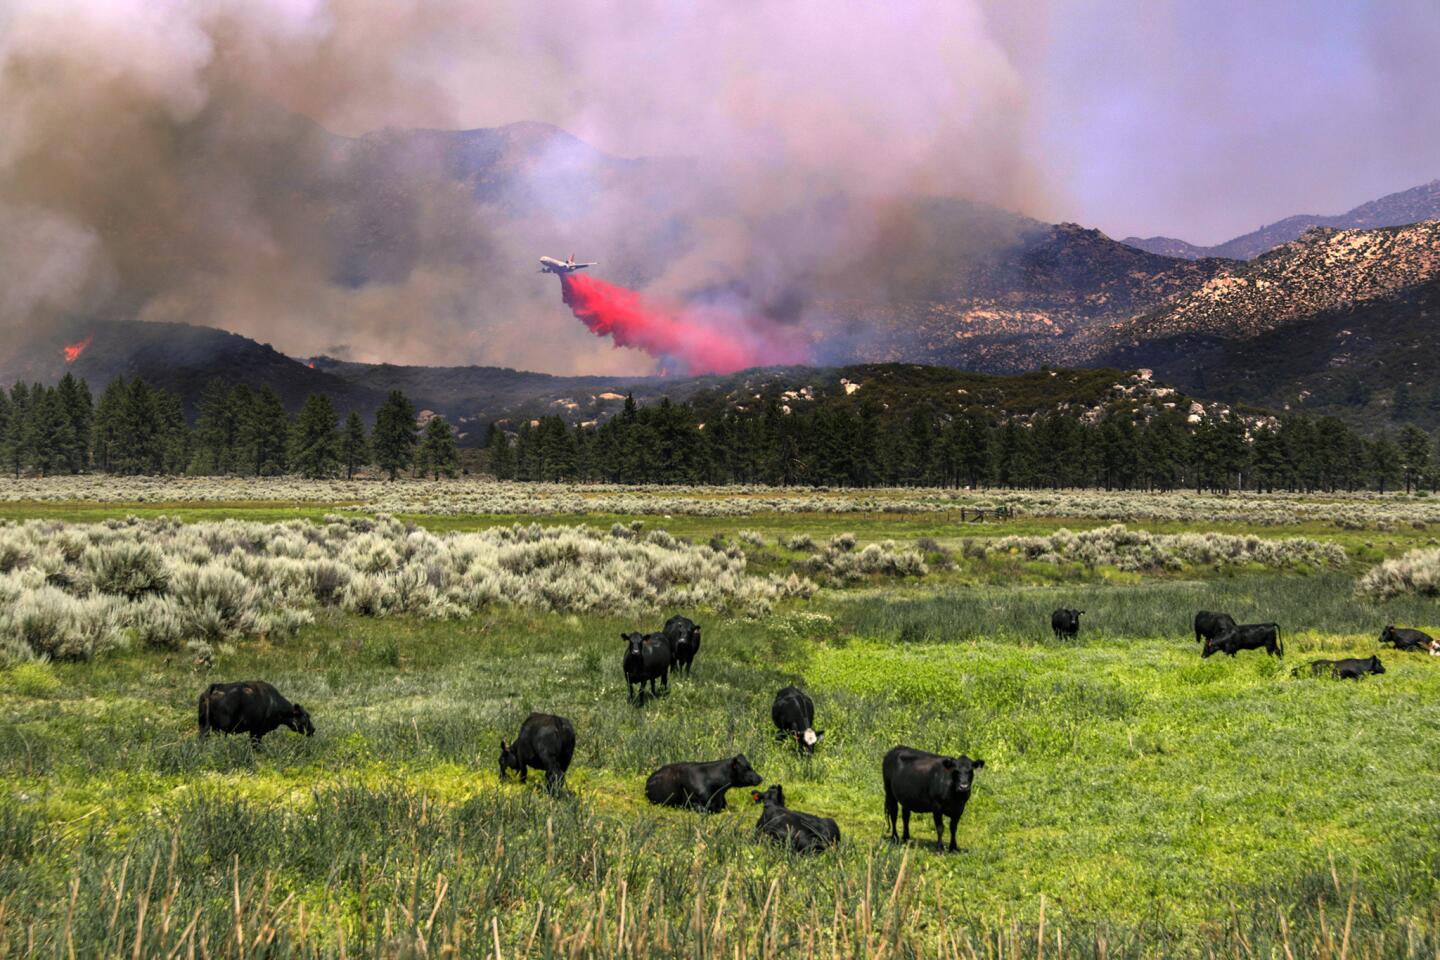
left=61, top=334, right=94, bottom=363
left=558, top=274, right=808, bottom=375
left=307, top=361, right=316, bottom=369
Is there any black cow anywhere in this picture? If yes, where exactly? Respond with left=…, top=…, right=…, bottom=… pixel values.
left=882, top=746, right=985, bottom=853
left=1379, top=625, right=1434, bottom=652
left=1298, top=656, right=1386, bottom=680
left=645, top=754, right=762, bottom=812
left=499, top=713, right=576, bottom=793
left=663, top=615, right=702, bottom=675
left=1202, top=622, right=1283, bottom=658
left=751, top=785, right=840, bottom=853
left=1194, top=610, right=1238, bottom=645
left=771, top=686, right=823, bottom=753
left=622, top=631, right=671, bottom=702
left=197, top=681, right=313, bottom=744
left=1051, top=608, right=1083, bottom=641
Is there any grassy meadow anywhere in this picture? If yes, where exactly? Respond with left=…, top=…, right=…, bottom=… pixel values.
left=2, top=484, right=1440, bottom=957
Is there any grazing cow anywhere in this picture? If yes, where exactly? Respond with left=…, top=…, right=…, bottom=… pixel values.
left=771, top=686, right=823, bottom=753
left=1051, top=608, right=1083, bottom=641
left=622, top=631, right=671, bottom=702
left=1201, top=623, right=1283, bottom=658
left=882, top=746, right=985, bottom=853
left=1379, top=625, right=1434, bottom=652
left=1194, top=610, right=1238, bottom=645
left=197, top=681, right=313, bottom=744
left=645, top=754, right=762, bottom=812
left=499, top=713, right=576, bottom=793
left=663, top=615, right=702, bottom=676
left=1297, top=656, right=1386, bottom=680
left=751, top=785, right=840, bottom=853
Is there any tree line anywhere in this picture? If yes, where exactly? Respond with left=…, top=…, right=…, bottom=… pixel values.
left=490, top=394, right=1440, bottom=494
left=0, top=376, right=459, bottom=480
left=4, top=375, right=1437, bottom=493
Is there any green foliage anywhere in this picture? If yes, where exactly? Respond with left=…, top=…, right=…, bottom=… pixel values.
left=416, top=413, right=460, bottom=479
left=291, top=394, right=342, bottom=479
left=372, top=389, right=417, bottom=480
left=341, top=411, right=369, bottom=479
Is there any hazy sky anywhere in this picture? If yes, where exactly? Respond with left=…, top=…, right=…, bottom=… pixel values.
left=1022, top=0, right=1440, bottom=243
left=3, top=0, right=1437, bottom=369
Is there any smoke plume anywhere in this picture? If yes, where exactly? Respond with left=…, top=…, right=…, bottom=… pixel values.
left=0, top=0, right=1044, bottom=374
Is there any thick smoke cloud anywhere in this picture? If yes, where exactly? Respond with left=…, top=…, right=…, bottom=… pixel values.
left=0, top=0, right=1042, bottom=373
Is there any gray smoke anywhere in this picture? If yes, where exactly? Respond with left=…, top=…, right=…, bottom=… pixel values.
left=0, top=0, right=1046, bottom=373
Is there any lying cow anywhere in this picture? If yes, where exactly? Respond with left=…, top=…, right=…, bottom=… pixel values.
left=1194, top=610, right=1238, bottom=645
left=1297, top=656, right=1385, bottom=680
left=1201, top=622, right=1283, bottom=658
left=645, top=754, right=762, bottom=812
left=882, top=746, right=985, bottom=853
left=622, top=631, right=671, bottom=702
left=499, top=712, right=576, bottom=794
left=752, top=785, right=840, bottom=853
left=1051, top=608, right=1083, bottom=641
left=197, top=680, right=313, bottom=744
left=771, top=685, right=823, bottom=753
left=663, top=615, right=702, bottom=676
left=1379, top=625, right=1434, bottom=652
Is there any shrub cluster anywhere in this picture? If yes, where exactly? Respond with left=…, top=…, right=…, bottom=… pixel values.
left=1355, top=547, right=1440, bottom=600
left=0, top=516, right=815, bottom=662
left=984, top=524, right=1347, bottom=572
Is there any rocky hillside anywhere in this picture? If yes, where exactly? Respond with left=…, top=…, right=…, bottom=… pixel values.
left=1089, top=221, right=1440, bottom=348
left=1124, top=179, right=1440, bottom=260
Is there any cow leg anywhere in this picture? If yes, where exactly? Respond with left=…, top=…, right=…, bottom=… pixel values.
left=900, top=807, right=911, bottom=842
left=884, top=786, right=898, bottom=839
left=518, top=767, right=528, bottom=784
left=545, top=768, right=563, bottom=795
left=249, top=732, right=263, bottom=748
left=627, top=681, right=634, bottom=702
left=948, top=816, right=960, bottom=852
left=932, top=812, right=947, bottom=852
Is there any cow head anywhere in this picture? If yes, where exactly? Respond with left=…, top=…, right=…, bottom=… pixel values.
left=1201, top=631, right=1230, bottom=658
left=729, top=754, right=763, bottom=787
left=289, top=704, right=314, bottom=737
left=1369, top=656, right=1386, bottom=675
left=938, top=756, right=984, bottom=797
left=752, top=784, right=785, bottom=806
left=498, top=738, right=522, bottom=780
left=1380, top=625, right=1396, bottom=644
left=622, top=632, right=645, bottom=657
left=794, top=728, right=824, bottom=753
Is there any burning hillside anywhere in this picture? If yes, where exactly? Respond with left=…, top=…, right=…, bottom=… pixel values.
left=62, top=334, right=93, bottom=363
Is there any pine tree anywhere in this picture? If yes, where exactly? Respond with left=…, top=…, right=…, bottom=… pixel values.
left=1392, top=382, right=1415, bottom=422
left=486, top=425, right=514, bottom=480
left=341, top=412, right=370, bottom=479
left=192, top=379, right=237, bottom=474
left=244, top=386, right=290, bottom=476
left=92, top=378, right=127, bottom=473
left=1397, top=424, right=1431, bottom=494
left=5, top=383, right=31, bottom=477
left=1366, top=430, right=1401, bottom=493
left=0, top=390, right=10, bottom=477
left=373, top=390, right=417, bottom=480
left=56, top=373, right=93, bottom=473
left=291, top=394, right=342, bottom=479
left=156, top=390, right=191, bottom=475
left=417, top=414, right=460, bottom=479
left=114, top=379, right=161, bottom=475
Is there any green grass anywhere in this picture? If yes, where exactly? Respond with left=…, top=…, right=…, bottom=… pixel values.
left=3, top=504, right=1440, bottom=956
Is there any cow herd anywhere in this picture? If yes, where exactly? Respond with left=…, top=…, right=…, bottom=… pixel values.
left=193, top=608, right=1438, bottom=856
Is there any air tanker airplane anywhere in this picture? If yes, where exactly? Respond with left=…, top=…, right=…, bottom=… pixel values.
left=538, top=254, right=596, bottom=275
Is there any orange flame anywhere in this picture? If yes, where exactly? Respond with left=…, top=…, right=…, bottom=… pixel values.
left=62, top=334, right=94, bottom=363
left=307, top=361, right=316, bottom=369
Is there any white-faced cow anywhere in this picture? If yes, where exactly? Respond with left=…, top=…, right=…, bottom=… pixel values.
left=197, top=681, right=313, bottom=745
left=882, top=746, right=985, bottom=853
left=499, top=713, right=576, bottom=794
left=771, top=685, right=823, bottom=753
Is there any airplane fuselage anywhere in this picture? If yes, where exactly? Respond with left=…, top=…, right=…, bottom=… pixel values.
left=539, top=255, right=596, bottom=275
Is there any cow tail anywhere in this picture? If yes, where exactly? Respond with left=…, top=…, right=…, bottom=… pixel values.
left=1276, top=624, right=1284, bottom=657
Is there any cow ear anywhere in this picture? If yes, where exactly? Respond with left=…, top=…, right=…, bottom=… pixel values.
left=972, top=759, right=985, bottom=769
left=621, top=633, right=629, bottom=643
left=941, top=757, right=956, bottom=769
left=500, top=739, right=507, bottom=751
left=292, top=704, right=305, bottom=715
left=815, top=730, right=825, bottom=741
